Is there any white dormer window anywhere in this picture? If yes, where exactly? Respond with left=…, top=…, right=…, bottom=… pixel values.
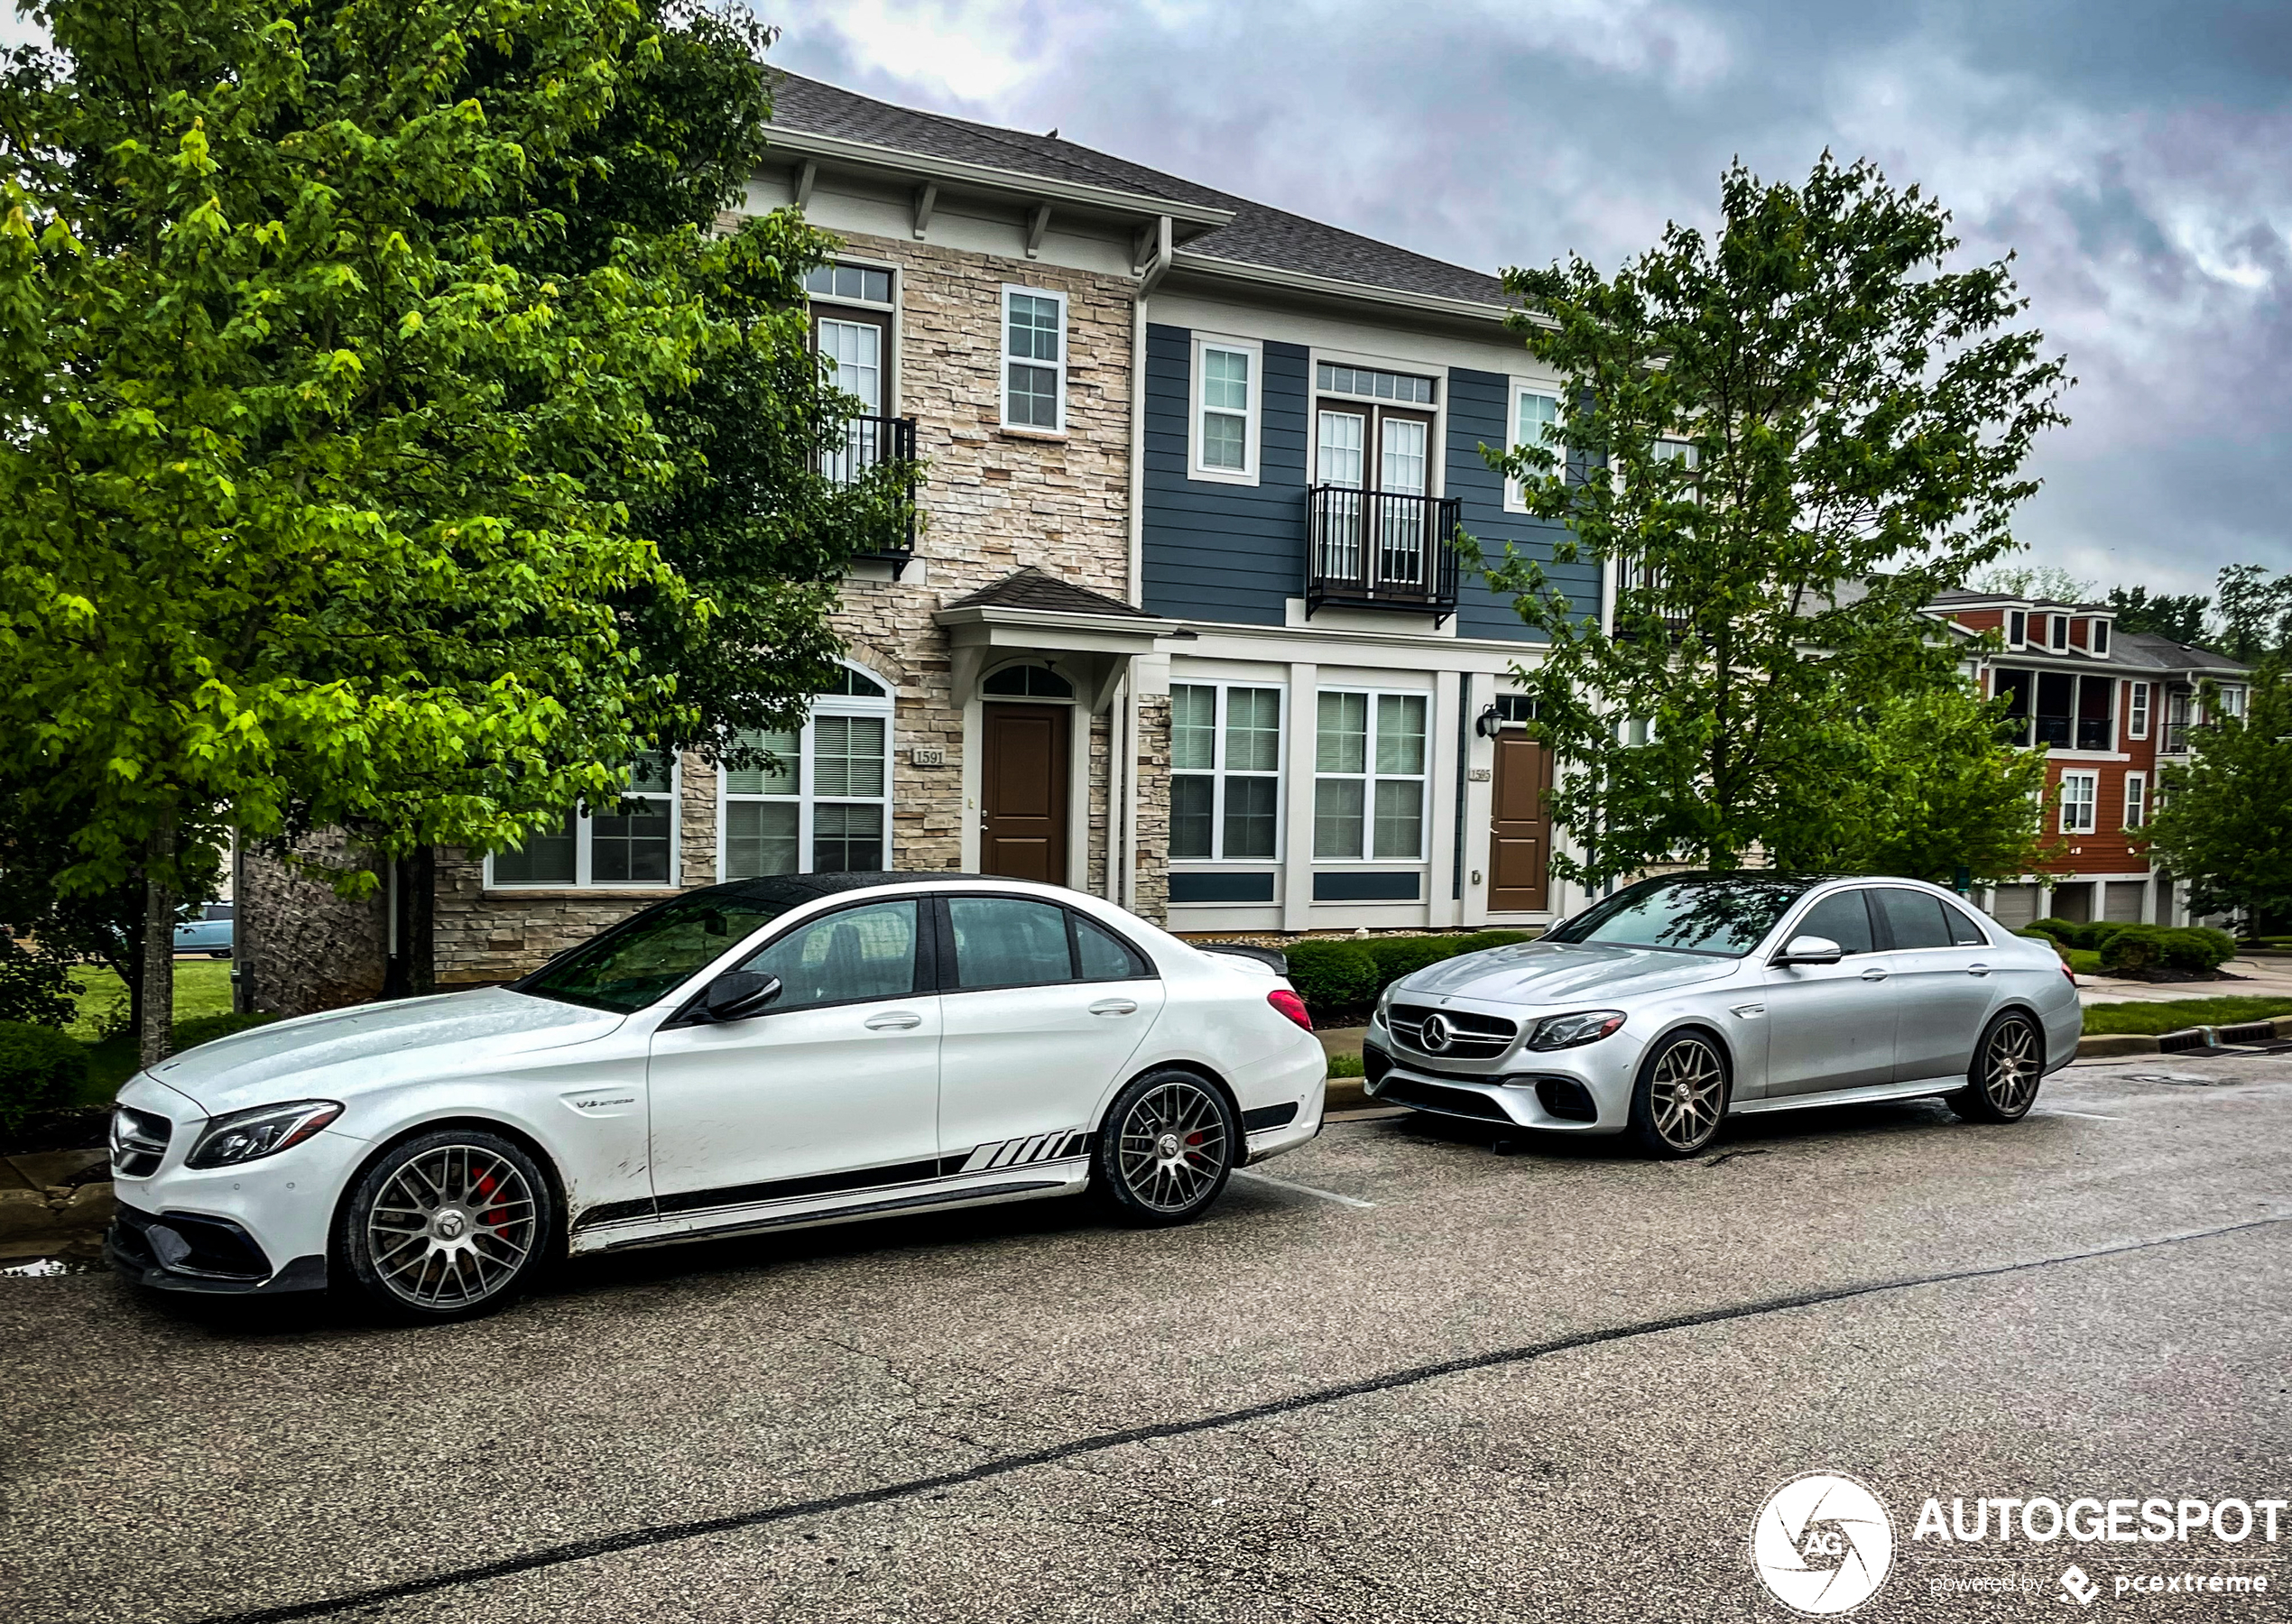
left=2006, top=610, right=2027, bottom=648
left=2091, top=619, right=2110, bottom=656
left=2050, top=615, right=2069, bottom=651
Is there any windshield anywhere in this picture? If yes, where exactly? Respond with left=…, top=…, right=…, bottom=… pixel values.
left=1545, top=875, right=1807, bottom=957
left=517, top=892, right=793, bottom=1013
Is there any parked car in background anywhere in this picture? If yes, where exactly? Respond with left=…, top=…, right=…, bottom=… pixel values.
left=107, top=874, right=1326, bottom=1321
left=172, top=903, right=234, bottom=957
left=1364, top=872, right=2084, bottom=1158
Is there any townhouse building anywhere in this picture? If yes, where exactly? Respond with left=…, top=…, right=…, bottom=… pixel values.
left=1923, top=589, right=2250, bottom=928
left=242, top=73, right=1595, bottom=1012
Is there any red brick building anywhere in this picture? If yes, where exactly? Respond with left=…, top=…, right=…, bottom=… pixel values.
left=1924, top=589, right=2250, bottom=928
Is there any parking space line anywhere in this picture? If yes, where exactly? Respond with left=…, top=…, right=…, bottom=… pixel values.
left=2040, top=1108, right=2125, bottom=1121
left=1231, top=1168, right=1375, bottom=1209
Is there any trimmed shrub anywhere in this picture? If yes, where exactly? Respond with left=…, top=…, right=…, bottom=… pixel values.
left=1450, top=930, right=1535, bottom=955
left=2025, top=917, right=2082, bottom=945
left=170, top=1011, right=277, bottom=1051
left=0, top=1020, right=90, bottom=1129
left=1365, top=937, right=1460, bottom=987
left=1283, top=942, right=1378, bottom=1013
left=2098, top=925, right=2167, bottom=974
left=2158, top=927, right=2234, bottom=973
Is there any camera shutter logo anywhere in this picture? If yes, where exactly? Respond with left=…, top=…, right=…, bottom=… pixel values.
left=1751, top=1473, right=1894, bottom=1615
left=1418, top=1012, right=1454, bottom=1053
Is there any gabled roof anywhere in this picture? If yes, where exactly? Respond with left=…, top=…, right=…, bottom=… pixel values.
left=768, top=74, right=1509, bottom=309
left=941, top=565, right=1159, bottom=619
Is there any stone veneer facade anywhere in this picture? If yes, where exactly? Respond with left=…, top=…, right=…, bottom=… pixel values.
left=408, top=228, right=1162, bottom=994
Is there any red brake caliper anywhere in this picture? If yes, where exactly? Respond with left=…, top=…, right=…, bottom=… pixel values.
left=471, top=1169, right=507, bottom=1228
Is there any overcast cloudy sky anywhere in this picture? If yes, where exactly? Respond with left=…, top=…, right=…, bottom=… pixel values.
left=772, top=0, right=2292, bottom=600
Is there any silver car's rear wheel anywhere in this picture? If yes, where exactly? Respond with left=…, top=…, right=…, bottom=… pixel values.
left=1091, top=1070, right=1237, bottom=1227
left=1950, top=1012, right=2044, bottom=1123
left=1628, top=1032, right=1730, bottom=1158
left=339, top=1130, right=552, bottom=1320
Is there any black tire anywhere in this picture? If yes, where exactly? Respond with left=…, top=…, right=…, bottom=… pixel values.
left=1626, top=1029, right=1731, bottom=1158
left=1948, top=1010, right=2045, bottom=1123
left=208, top=950, right=232, bottom=959
left=1089, top=1069, right=1239, bottom=1227
left=335, top=1129, right=555, bottom=1323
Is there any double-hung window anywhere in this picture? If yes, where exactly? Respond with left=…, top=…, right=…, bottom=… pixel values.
left=721, top=666, right=894, bottom=878
left=2218, top=685, right=2247, bottom=722
left=2122, top=772, right=2148, bottom=829
left=491, top=754, right=678, bottom=889
left=1002, top=286, right=1066, bottom=430
left=2127, top=681, right=2149, bottom=740
left=1313, top=691, right=1428, bottom=860
left=1189, top=337, right=1262, bottom=483
left=1169, top=684, right=1281, bottom=860
left=2058, top=770, right=2097, bottom=835
left=1507, top=385, right=1561, bottom=508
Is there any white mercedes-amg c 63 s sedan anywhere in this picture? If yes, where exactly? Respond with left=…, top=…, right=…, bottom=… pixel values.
left=107, top=874, right=1326, bottom=1320
left=1364, top=872, right=2084, bottom=1158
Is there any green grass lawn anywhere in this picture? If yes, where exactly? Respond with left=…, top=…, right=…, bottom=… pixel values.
left=2083, top=996, right=2292, bottom=1036
left=67, top=959, right=240, bottom=1101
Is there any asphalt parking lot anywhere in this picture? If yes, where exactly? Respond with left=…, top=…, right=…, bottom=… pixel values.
left=6, top=1053, right=2289, bottom=1624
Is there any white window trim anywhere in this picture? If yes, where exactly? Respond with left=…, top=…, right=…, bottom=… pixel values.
left=1187, top=333, right=1263, bottom=486
left=2005, top=610, right=2026, bottom=649
left=2122, top=771, right=2147, bottom=830
left=2058, top=770, right=2098, bottom=835
left=1312, top=687, right=1430, bottom=863
left=716, top=666, right=896, bottom=881
left=2218, top=685, right=2247, bottom=720
left=1307, top=346, right=1446, bottom=498
left=1169, top=681, right=1285, bottom=862
left=486, top=759, right=681, bottom=890
left=1505, top=380, right=1564, bottom=512
left=999, top=283, right=1067, bottom=433
left=803, top=254, right=900, bottom=313
left=2127, top=680, right=2149, bottom=740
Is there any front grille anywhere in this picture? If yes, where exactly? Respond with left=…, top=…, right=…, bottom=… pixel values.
left=1386, top=1003, right=1517, bottom=1061
left=111, top=1107, right=171, bottom=1178
left=1380, top=1077, right=1512, bottom=1122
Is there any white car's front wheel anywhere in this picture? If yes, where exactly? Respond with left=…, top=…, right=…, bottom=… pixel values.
left=337, top=1130, right=554, bottom=1322
left=1090, top=1070, right=1237, bottom=1228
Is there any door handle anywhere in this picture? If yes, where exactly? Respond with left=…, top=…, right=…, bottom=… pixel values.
left=864, top=1010, right=923, bottom=1031
left=1088, top=998, right=1139, bottom=1017
left=1860, top=968, right=1889, bottom=983
left=1966, top=963, right=1992, bottom=977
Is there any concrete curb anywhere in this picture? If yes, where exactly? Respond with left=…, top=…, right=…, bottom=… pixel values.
left=2076, top=1034, right=2159, bottom=1057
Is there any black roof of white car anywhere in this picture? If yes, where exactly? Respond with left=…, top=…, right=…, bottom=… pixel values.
left=709, top=871, right=1025, bottom=908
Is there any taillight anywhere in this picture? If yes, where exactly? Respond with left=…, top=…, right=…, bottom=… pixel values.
left=1267, top=988, right=1313, bottom=1030
left=2062, top=960, right=2077, bottom=984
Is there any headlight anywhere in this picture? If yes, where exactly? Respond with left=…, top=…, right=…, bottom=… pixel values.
left=1373, top=982, right=1396, bottom=1020
left=184, top=1101, right=344, bottom=1169
left=1526, top=1010, right=1626, bottom=1051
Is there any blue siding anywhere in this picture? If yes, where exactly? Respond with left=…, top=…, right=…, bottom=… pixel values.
left=1141, top=326, right=1310, bottom=626
left=1446, top=367, right=1600, bottom=641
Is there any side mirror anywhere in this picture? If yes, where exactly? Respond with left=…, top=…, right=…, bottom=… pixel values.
left=702, top=971, right=782, bottom=1023
left=1775, top=935, right=1844, bottom=967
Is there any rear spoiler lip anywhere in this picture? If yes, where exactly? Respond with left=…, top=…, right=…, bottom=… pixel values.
left=1197, top=942, right=1289, bottom=975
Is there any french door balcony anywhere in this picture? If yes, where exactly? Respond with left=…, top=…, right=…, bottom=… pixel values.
left=823, top=413, right=919, bottom=576
left=1306, top=486, right=1462, bottom=623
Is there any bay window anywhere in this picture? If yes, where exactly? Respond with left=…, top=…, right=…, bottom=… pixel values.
left=1314, top=691, right=1428, bottom=860
left=1169, top=683, right=1282, bottom=860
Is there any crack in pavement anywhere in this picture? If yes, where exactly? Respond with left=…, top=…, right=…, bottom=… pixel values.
left=178, top=1213, right=2291, bottom=1624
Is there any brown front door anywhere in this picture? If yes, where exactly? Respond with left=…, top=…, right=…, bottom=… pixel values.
left=1488, top=734, right=1553, bottom=912
left=982, top=703, right=1069, bottom=882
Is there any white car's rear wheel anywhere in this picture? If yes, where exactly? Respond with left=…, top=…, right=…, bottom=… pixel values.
left=338, top=1130, right=552, bottom=1321
left=1091, top=1070, right=1237, bottom=1227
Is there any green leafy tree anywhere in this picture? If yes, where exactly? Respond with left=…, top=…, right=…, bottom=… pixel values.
left=2105, top=586, right=2211, bottom=645
left=0, top=0, right=718, bottom=1066
left=1475, top=155, right=2070, bottom=883
left=2143, top=658, right=2292, bottom=930
left=2213, top=564, right=2292, bottom=661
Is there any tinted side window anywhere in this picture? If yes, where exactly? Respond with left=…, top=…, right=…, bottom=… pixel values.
left=738, top=900, right=919, bottom=1011
left=1793, top=890, right=1875, bottom=955
left=949, top=897, right=1074, bottom=990
left=1075, top=915, right=1150, bottom=980
left=1939, top=899, right=1992, bottom=947
left=1874, top=889, right=1953, bottom=951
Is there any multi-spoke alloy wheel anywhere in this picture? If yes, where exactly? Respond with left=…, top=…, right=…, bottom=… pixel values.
left=1951, top=1013, right=2045, bottom=1123
left=1628, top=1032, right=1730, bottom=1158
left=339, top=1130, right=553, bottom=1321
left=1091, top=1070, right=1237, bottom=1227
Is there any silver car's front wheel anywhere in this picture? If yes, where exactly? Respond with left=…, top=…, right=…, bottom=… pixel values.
left=1950, top=1012, right=2044, bottom=1123
left=1627, top=1032, right=1730, bottom=1158
left=339, top=1130, right=553, bottom=1321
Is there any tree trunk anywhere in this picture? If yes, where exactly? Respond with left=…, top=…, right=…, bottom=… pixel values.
left=137, top=819, right=178, bottom=1070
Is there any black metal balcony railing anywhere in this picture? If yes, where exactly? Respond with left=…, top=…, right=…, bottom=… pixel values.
left=824, top=413, right=919, bottom=577
left=1306, top=486, right=1462, bottom=623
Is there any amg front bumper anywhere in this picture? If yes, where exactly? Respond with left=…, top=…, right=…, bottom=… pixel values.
left=106, top=1202, right=328, bottom=1295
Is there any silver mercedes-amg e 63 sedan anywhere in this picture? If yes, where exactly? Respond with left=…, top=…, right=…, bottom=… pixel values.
left=1364, top=872, right=2084, bottom=1158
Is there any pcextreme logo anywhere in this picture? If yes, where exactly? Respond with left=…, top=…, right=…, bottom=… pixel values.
left=1752, top=1473, right=1896, bottom=1615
